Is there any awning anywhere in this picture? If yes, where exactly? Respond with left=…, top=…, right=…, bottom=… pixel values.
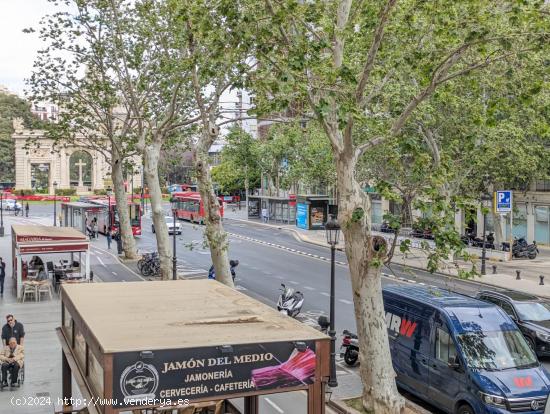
left=12, top=224, right=89, bottom=254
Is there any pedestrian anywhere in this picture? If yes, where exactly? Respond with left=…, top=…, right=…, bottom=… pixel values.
left=14, top=204, right=19, bottom=216
left=107, top=227, right=112, bottom=250
left=261, top=207, right=268, bottom=223
left=1, top=315, right=25, bottom=346
left=93, top=219, right=99, bottom=239
left=0, top=337, right=24, bottom=387
left=25, top=203, right=29, bottom=217
left=0, top=258, right=5, bottom=296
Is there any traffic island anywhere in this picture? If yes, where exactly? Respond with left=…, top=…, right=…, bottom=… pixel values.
left=58, top=280, right=330, bottom=413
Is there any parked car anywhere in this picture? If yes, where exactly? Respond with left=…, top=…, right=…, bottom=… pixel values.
left=151, top=216, right=182, bottom=235
left=3, top=199, right=22, bottom=211
left=476, top=290, right=550, bottom=357
left=383, top=284, right=550, bottom=414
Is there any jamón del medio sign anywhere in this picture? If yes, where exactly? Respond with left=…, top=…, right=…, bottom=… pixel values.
left=112, top=340, right=317, bottom=407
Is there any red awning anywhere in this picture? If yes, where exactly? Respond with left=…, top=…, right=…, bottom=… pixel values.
left=12, top=224, right=89, bottom=255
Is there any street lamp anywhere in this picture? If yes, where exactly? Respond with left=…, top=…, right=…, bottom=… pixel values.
left=480, top=194, right=492, bottom=275
left=172, top=208, right=177, bottom=280
left=106, top=186, right=112, bottom=229
left=53, top=181, right=58, bottom=226
left=325, top=214, right=340, bottom=388
left=0, top=190, right=4, bottom=237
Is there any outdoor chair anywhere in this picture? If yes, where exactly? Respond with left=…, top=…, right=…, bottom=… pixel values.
left=46, top=261, right=55, bottom=278
left=22, top=282, right=38, bottom=302
left=37, top=280, right=53, bottom=301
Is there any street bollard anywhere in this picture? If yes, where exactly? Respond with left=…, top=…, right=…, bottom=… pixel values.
left=516, top=270, right=521, bottom=280
left=492, top=264, right=497, bottom=274
left=540, top=275, right=545, bottom=286
left=90, top=271, right=94, bottom=283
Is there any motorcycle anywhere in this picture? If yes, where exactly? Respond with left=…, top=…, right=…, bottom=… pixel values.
left=502, top=237, right=538, bottom=259
left=276, top=284, right=304, bottom=317
left=461, top=232, right=495, bottom=250
left=208, top=260, right=239, bottom=281
left=340, top=329, right=359, bottom=366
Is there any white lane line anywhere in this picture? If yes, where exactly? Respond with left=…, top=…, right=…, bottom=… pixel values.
left=320, top=292, right=330, bottom=297
left=112, top=272, right=118, bottom=276
left=97, top=256, right=105, bottom=266
left=289, top=281, right=299, bottom=285
left=339, top=299, right=353, bottom=305
left=304, top=286, right=315, bottom=291
left=264, top=397, right=284, bottom=414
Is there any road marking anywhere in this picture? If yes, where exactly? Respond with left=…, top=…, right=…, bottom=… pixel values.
left=112, top=272, right=118, bottom=276
left=264, top=397, right=284, bottom=414
left=97, top=256, right=105, bottom=266
left=304, top=286, right=315, bottom=291
left=289, top=281, right=299, bottom=285
left=339, top=299, right=353, bottom=305
left=320, top=292, right=330, bottom=297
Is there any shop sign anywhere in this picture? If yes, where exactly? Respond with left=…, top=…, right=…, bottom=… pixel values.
left=112, top=340, right=316, bottom=408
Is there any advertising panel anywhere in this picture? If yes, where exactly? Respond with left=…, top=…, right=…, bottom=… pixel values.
left=112, top=341, right=317, bottom=408
left=296, top=203, right=308, bottom=229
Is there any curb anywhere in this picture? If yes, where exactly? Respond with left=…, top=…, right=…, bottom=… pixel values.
left=327, top=397, right=432, bottom=414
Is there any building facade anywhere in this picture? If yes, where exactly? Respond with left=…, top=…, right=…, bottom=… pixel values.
left=12, top=119, right=140, bottom=195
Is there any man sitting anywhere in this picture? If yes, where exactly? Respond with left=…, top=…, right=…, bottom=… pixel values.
left=0, top=337, right=24, bottom=387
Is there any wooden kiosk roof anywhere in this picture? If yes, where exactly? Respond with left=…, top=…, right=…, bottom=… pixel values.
left=12, top=224, right=87, bottom=241
left=62, top=280, right=328, bottom=353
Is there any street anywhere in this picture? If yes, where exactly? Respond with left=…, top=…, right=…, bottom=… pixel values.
left=10, top=203, right=550, bottom=414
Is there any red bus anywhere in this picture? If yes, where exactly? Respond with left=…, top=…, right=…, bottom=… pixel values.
left=90, top=199, right=142, bottom=236
left=171, top=191, right=224, bottom=224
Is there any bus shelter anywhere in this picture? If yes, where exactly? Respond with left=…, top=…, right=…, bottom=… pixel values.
left=61, top=202, right=107, bottom=235
left=11, top=225, right=90, bottom=299
left=58, top=280, right=330, bottom=414
left=247, top=196, right=296, bottom=224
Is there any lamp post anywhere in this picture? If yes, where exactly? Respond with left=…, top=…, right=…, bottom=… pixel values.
left=131, top=171, right=134, bottom=203
left=172, top=208, right=177, bottom=280
left=325, top=214, right=340, bottom=388
left=106, top=186, right=112, bottom=229
left=141, top=164, right=145, bottom=215
left=53, top=181, right=58, bottom=226
left=0, top=190, right=4, bottom=237
left=480, top=194, right=492, bottom=275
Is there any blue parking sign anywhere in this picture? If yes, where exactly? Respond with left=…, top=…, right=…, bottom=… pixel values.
left=495, top=191, right=512, bottom=213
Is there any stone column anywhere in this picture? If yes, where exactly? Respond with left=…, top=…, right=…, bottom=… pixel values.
left=526, top=201, right=535, bottom=243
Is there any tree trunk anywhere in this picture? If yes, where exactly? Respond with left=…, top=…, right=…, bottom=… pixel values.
left=144, top=140, right=172, bottom=280
left=336, top=157, right=404, bottom=414
left=111, top=143, right=137, bottom=259
left=193, top=148, right=233, bottom=287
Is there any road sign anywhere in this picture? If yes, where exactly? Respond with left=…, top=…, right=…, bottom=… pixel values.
left=495, top=190, right=512, bottom=213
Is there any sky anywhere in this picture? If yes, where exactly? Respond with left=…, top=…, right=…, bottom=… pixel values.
left=0, top=0, right=54, bottom=96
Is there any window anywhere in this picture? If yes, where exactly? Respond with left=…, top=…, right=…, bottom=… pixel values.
left=481, top=295, right=502, bottom=307
left=436, top=327, right=458, bottom=363
left=499, top=301, right=517, bottom=319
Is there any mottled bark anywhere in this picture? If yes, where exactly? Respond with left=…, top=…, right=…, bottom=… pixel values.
left=336, top=156, right=404, bottom=414
left=111, top=143, right=137, bottom=259
left=194, top=147, right=233, bottom=287
left=144, top=139, right=171, bottom=280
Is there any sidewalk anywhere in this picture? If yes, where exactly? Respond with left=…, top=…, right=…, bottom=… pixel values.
left=223, top=210, right=550, bottom=298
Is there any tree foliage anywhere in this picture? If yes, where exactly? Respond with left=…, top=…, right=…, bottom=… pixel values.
left=0, top=92, right=44, bottom=183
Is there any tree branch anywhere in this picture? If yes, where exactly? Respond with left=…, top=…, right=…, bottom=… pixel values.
left=333, top=0, right=353, bottom=69
left=355, top=0, right=397, bottom=105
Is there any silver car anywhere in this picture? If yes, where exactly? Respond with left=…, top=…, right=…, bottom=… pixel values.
left=151, top=216, right=182, bottom=235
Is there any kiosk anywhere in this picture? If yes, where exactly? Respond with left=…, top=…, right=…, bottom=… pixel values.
left=58, top=280, right=330, bottom=413
left=295, top=196, right=336, bottom=230
left=61, top=201, right=106, bottom=235
left=11, top=225, right=91, bottom=299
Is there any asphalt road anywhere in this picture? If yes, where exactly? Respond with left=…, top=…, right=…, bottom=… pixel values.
left=17, top=203, right=550, bottom=414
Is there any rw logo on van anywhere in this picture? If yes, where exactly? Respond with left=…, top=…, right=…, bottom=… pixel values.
left=385, top=312, right=418, bottom=338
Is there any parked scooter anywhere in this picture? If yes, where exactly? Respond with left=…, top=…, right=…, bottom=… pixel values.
left=502, top=237, right=538, bottom=259
left=340, top=330, right=359, bottom=366
left=276, top=284, right=304, bottom=317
